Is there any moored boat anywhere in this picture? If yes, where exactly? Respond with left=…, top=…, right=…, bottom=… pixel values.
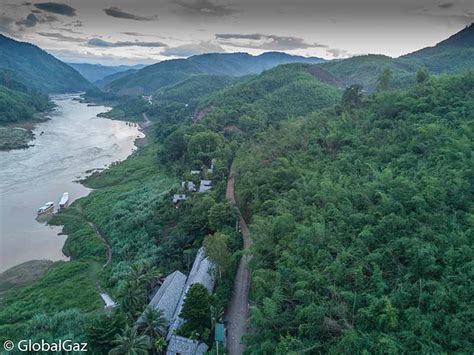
left=37, top=202, right=54, bottom=215
left=59, top=192, right=69, bottom=210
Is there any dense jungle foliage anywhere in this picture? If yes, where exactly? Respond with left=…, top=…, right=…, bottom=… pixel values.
left=0, top=71, right=52, bottom=123
left=1, top=24, right=472, bottom=352
left=0, top=35, right=91, bottom=93
left=232, top=72, right=474, bottom=353
left=0, top=130, right=240, bottom=353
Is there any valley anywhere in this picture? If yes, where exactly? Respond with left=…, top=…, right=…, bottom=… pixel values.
left=0, top=22, right=472, bottom=355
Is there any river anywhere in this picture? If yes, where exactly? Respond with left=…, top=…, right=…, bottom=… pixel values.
left=0, top=94, right=143, bottom=272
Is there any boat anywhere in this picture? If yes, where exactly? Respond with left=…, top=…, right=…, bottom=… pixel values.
left=59, top=192, right=69, bottom=210
left=37, top=202, right=54, bottom=215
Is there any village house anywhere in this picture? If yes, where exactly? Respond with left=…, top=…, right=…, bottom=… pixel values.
left=146, top=248, right=216, bottom=355
left=172, top=194, right=187, bottom=204
left=198, top=180, right=212, bottom=193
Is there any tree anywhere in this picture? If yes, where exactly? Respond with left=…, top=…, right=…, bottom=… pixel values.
left=187, top=131, right=223, bottom=163
left=203, top=233, right=232, bottom=278
left=154, top=337, right=167, bottom=355
left=416, top=68, right=430, bottom=84
left=179, top=283, right=212, bottom=339
left=136, top=307, right=167, bottom=340
left=208, top=202, right=234, bottom=232
left=377, top=67, right=392, bottom=91
left=341, top=84, right=363, bottom=108
left=108, top=326, right=151, bottom=355
left=85, top=311, right=127, bottom=355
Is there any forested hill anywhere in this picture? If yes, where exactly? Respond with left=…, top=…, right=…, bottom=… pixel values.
left=317, top=24, right=474, bottom=91
left=401, top=23, right=473, bottom=74
left=195, top=64, right=341, bottom=129
left=233, top=72, right=474, bottom=353
left=103, top=52, right=325, bottom=95
left=67, top=63, right=146, bottom=83
left=0, top=71, right=52, bottom=123
left=0, top=35, right=92, bottom=93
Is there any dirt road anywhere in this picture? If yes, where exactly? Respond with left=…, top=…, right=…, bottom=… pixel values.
left=225, top=164, right=253, bottom=354
left=88, top=222, right=112, bottom=267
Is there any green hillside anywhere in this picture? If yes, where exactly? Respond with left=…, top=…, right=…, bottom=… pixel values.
left=403, top=24, right=474, bottom=74
left=197, top=64, right=341, bottom=130
left=103, top=52, right=325, bottom=96
left=0, top=71, right=52, bottom=123
left=105, top=59, right=203, bottom=95
left=68, top=63, right=146, bottom=83
left=103, top=74, right=239, bottom=121
left=234, top=72, right=474, bottom=353
left=94, top=69, right=139, bottom=88
left=0, top=35, right=92, bottom=93
left=319, top=55, right=419, bottom=90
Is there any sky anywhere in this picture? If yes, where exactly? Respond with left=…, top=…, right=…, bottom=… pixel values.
left=1, top=0, right=473, bottom=65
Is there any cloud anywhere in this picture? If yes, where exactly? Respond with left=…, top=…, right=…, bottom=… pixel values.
left=37, top=32, right=85, bottom=42
left=173, top=0, right=239, bottom=17
left=15, top=12, right=58, bottom=28
left=216, top=33, right=327, bottom=50
left=161, top=41, right=226, bottom=57
left=103, top=7, right=156, bottom=21
left=87, top=38, right=167, bottom=48
left=439, top=3, right=455, bottom=9
left=0, top=15, right=17, bottom=36
left=326, top=48, right=350, bottom=58
left=15, top=13, right=39, bottom=27
left=34, top=2, right=76, bottom=17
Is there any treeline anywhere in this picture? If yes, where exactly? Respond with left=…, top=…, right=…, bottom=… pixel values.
left=0, top=70, right=52, bottom=123
left=233, top=72, right=474, bottom=353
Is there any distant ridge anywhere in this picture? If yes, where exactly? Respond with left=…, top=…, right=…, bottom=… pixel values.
left=104, top=52, right=326, bottom=95
left=401, top=23, right=474, bottom=73
left=0, top=35, right=92, bottom=93
left=67, top=63, right=147, bottom=83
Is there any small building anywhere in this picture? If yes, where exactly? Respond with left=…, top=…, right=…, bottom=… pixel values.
left=172, top=194, right=187, bottom=204
left=166, top=335, right=208, bottom=355
left=100, top=293, right=118, bottom=310
left=147, top=271, right=187, bottom=325
left=198, top=180, right=212, bottom=193
left=144, top=248, right=216, bottom=354
left=190, top=170, right=200, bottom=175
left=181, top=181, right=196, bottom=192
left=207, top=159, right=216, bottom=174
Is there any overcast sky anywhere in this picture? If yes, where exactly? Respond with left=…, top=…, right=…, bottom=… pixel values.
left=1, top=0, right=472, bottom=65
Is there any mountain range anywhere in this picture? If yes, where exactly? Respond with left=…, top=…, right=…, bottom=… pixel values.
left=0, top=35, right=91, bottom=93
left=0, top=23, right=472, bottom=98
left=67, top=63, right=147, bottom=83
left=102, top=52, right=326, bottom=95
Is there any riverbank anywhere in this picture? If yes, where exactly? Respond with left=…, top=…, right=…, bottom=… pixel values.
left=0, top=114, right=51, bottom=150
left=0, top=260, right=53, bottom=301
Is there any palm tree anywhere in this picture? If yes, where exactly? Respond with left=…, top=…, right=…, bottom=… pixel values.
left=136, top=307, right=167, bottom=340
left=119, top=283, right=147, bottom=321
left=108, top=325, right=151, bottom=355
left=154, top=337, right=167, bottom=355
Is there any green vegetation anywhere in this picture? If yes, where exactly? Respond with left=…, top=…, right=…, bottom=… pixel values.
left=0, top=35, right=92, bottom=93
left=404, top=24, right=474, bottom=74
left=2, top=24, right=472, bottom=352
left=198, top=64, right=341, bottom=130
left=0, top=127, right=34, bottom=150
left=0, top=71, right=52, bottom=123
left=178, top=283, right=212, bottom=340
left=232, top=73, right=473, bottom=353
left=103, top=52, right=324, bottom=96
left=0, top=71, right=53, bottom=149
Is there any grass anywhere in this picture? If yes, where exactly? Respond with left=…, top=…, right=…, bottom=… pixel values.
left=0, top=127, right=34, bottom=150
left=0, top=142, right=177, bottom=342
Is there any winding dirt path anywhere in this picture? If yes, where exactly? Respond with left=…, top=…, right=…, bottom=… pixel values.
left=225, top=163, right=253, bottom=354
left=142, top=112, right=152, bottom=128
left=88, top=222, right=112, bottom=268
